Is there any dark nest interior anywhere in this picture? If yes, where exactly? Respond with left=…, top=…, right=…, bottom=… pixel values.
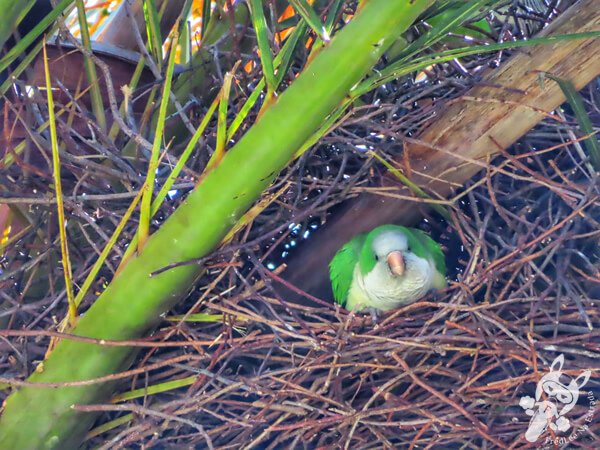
left=1, top=1, right=599, bottom=448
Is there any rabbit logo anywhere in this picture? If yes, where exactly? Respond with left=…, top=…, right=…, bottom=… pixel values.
left=519, top=354, right=591, bottom=442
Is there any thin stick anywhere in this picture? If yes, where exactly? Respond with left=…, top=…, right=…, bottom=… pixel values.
left=43, top=40, right=77, bottom=326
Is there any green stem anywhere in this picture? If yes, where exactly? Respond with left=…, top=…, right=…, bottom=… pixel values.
left=138, top=28, right=180, bottom=251
left=75, top=0, right=106, bottom=131
left=43, top=42, right=77, bottom=324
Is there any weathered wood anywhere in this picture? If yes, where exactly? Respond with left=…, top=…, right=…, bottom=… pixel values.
left=1, top=0, right=186, bottom=144
left=96, top=0, right=186, bottom=50
left=284, top=0, right=600, bottom=300
left=0, top=41, right=161, bottom=150
left=30, top=40, right=159, bottom=111
left=0, top=1, right=185, bottom=235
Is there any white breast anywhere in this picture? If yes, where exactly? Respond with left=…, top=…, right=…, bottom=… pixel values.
left=346, top=253, right=436, bottom=311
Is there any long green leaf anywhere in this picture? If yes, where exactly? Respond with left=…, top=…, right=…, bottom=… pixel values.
left=42, top=42, right=77, bottom=325
left=0, top=1, right=434, bottom=447
left=249, top=0, right=276, bottom=92
left=75, top=0, right=106, bottom=131
left=73, top=187, right=145, bottom=310
left=138, top=28, right=180, bottom=251
left=0, top=0, right=36, bottom=50
left=0, top=37, right=44, bottom=96
left=324, top=0, right=345, bottom=34
left=205, top=63, right=237, bottom=173
left=369, top=151, right=451, bottom=220
left=0, top=0, right=75, bottom=73
left=201, top=0, right=212, bottom=39
left=398, top=0, right=498, bottom=61
left=545, top=75, right=600, bottom=171
left=227, top=21, right=308, bottom=140
left=143, top=0, right=163, bottom=65
left=121, top=3, right=250, bottom=157
left=112, top=375, right=197, bottom=402
left=290, top=0, right=330, bottom=42
left=357, top=31, right=600, bottom=95
left=118, top=95, right=221, bottom=269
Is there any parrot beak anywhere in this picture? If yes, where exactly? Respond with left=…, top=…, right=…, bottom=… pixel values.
left=386, top=251, right=405, bottom=277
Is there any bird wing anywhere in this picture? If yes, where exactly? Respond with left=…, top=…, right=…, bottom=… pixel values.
left=329, top=233, right=366, bottom=307
left=406, top=228, right=447, bottom=276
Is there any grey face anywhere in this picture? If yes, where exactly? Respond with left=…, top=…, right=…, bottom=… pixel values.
left=371, top=231, right=408, bottom=260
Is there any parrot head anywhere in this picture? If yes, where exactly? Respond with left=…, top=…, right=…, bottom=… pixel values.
left=330, top=225, right=446, bottom=311
left=365, top=227, right=411, bottom=278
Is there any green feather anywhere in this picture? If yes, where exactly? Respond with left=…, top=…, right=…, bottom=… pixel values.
left=407, top=227, right=446, bottom=276
left=329, top=224, right=446, bottom=305
left=359, top=225, right=396, bottom=274
left=358, top=225, right=445, bottom=275
left=329, top=233, right=365, bottom=306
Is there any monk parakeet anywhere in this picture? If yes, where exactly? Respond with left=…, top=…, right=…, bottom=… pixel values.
left=329, top=225, right=446, bottom=311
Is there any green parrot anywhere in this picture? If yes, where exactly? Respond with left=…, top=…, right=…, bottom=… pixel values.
left=329, top=224, right=447, bottom=311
